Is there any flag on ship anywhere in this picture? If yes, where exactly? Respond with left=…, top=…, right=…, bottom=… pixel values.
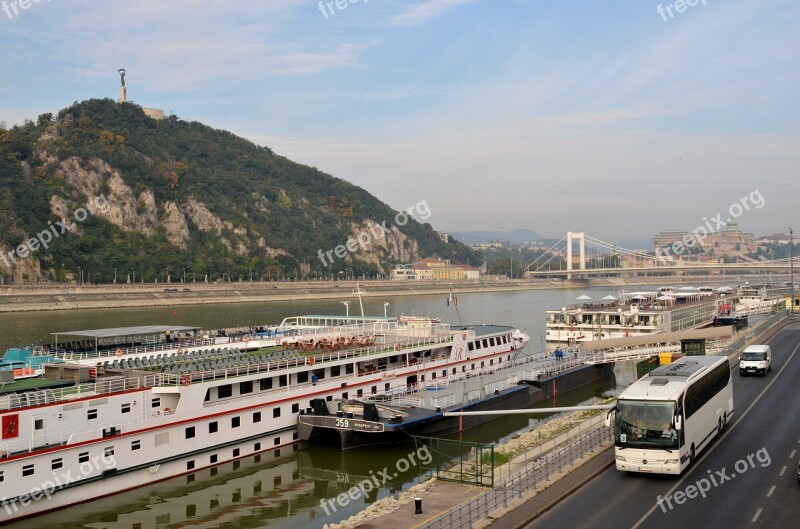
left=447, top=290, right=458, bottom=307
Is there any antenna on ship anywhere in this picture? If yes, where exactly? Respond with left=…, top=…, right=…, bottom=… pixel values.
left=353, top=283, right=365, bottom=317
left=447, top=287, right=463, bottom=328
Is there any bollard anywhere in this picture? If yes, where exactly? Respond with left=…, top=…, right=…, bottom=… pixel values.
left=415, top=497, right=423, bottom=514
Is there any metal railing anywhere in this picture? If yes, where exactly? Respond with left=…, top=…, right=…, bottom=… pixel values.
left=419, top=421, right=613, bottom=529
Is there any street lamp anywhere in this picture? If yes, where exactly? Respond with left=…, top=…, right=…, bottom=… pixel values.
left=341, top=301, right=350, bottom=316
left=383, top=302, right=390, bottom=318
left=788, top=227, right=795, bottom=318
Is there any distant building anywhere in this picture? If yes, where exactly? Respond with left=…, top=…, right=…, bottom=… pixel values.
left=652, top=222, right=756, bottom=258
left=757, top=233, right=790, bottom=245
left=392, top=257, right=479, bottom=280
left=652, top=230, right=688, bottom=253
left=438, top=232, right=450, bottom=243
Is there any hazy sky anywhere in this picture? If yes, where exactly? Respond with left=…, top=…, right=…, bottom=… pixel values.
left=1, top=1, right=798, bottom=243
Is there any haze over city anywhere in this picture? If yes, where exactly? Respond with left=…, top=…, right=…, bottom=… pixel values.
left=1, top=0, right=798, bottom=242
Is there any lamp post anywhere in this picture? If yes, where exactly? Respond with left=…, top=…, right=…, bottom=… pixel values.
left=383, top=302, right=390, bottom=318
left=341, top=301, right=350, bottom=316
left=789, top=227, right=795, bottom=318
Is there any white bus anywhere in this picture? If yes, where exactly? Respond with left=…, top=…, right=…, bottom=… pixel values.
left=606, top=355, right=734, bottom=474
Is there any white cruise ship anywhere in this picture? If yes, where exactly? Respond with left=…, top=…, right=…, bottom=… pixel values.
left=0, top=314, right=528, bottom=521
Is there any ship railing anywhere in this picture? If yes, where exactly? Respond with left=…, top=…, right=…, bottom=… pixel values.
left=51, top=337, right=225, bottom=361
left=430, top=392, right=457, bottom=409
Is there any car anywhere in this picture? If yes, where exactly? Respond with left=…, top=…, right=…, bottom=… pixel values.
left=739, top=344, right=772, bottom=376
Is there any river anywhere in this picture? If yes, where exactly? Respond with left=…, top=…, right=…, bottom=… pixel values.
left=1, top=285, right=670, bottom=529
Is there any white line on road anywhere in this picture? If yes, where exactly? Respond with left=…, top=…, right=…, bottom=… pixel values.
left=767, top=485, right=776, bottom=497
left=790, top=449, right=796, bottom=459
left=779, top=465, right=786, bottom=476
left=752, top=507, right=763, bottom=522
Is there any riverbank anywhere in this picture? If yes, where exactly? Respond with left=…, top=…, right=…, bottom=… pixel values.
left=0, top=274, right=776, bottom=313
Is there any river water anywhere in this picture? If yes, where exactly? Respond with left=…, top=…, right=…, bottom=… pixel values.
left=2, top=285, right=653, bottom=529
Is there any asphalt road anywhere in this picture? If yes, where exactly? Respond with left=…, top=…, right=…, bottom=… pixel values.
left=525, top=323, right=800, bottom=529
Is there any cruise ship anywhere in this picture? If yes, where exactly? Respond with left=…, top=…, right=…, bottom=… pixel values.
left=545, top=287, right=721, bottom=345
left=0, top=314, right=528, bottom=521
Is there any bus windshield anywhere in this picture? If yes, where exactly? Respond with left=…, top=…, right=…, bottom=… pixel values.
left=615, top=399, right=679, bottom=449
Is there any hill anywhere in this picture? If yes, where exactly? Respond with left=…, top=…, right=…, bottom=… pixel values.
left=451, top=229, right=544, bottom=245
left=0, top=99, right=477, bottom=283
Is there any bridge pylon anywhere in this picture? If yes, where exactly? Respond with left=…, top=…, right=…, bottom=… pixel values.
left=566, top=231, right=586, bottom=279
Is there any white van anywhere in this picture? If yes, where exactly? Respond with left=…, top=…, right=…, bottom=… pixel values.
left=739, top=345, right=772, bottom=376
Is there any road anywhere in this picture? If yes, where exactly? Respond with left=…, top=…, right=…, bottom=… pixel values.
left=525, top=323, right=800, bottom=529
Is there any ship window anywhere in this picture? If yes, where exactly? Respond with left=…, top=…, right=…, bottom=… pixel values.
left=279, top=375, right=288, bottom=387
left=105, top=446, right=114, bottom=457
left=88, top=409, right=98, bottom=420
left=345, top=364, right=354, bottom=374
left=331, top=365, right=341, bottom=377
left=462, top=366, right=466, bottom=372
left=481, top=361, right=485, bottom=368
left=151, top=398, right=161, bottom=408
left=52, top=458, right=63, bottom=470
left=442, top=370, right=447, bottom=377
left=498, top=357, right=502, bottom=363
left=273, top=407, right=281, bottom=418
left=253, top=411, right=262, bottom=423
left=274, top=437, right=281, bottom=446
left=209, top=421, right=218, bottom=433
left=218, top=384, right=233, bottom=399
left=385, top=383, right=390, bottom=391
left=297, top=371, right=309, bottom=383
left=474, top=341, right=481, bottom=350
left=121, top=403, right=131, bottom=414
left=357, top=389, right=363, bottom=397
left=254, top=442, right=261, bottom=451
left=482, top=339, right=488, bottom=348
left=0, top=471, right=3, bottom=482
left=187, top=461, right=195, bottom=471
left=34, top=418, right=44, bottom=430
left=79, top=452, right=89, bottom=463
left=468, top=342, right=474, bottom=351
left=371, top=386, right=377, bottom=395
left=490, top=338, right=495, bottom=346
left=132, top=440, right=141, bottom=451
left=452, top=368, right=457, bottom=375
left=186, top=426, right=196, bottom=439
left=232, top=416, right=241, bottom=428
left=471, top=364, right=475, bottom=370
left=292, top=403, right=299, bottom=413
left=22, top=464, right=34, bottom=477
left=260, top=377, right=273, bottom=391
left=326, top=395, right=333, bottom=401
left=240, top=381, right=253, bottom=395
left=342, top=392, right=348, bottom=400
left=210, top=454, right=218, bottom=464
left=233, top=448, right=240, bottom=457
left=293, top=432, right=299, bottom=440
left=432, top=372, right=436, bottom=379
left=490, top=359, right=494, bottom=366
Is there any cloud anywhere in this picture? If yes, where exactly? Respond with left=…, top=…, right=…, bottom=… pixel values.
left=391, top=0, right=472, bottom=26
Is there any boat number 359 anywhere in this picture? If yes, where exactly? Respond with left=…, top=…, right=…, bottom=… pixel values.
left=335, top=418, right=349, bottom=428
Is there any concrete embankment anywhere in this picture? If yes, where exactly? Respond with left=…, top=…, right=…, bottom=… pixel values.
left=0, top=274, right=777, bottom=313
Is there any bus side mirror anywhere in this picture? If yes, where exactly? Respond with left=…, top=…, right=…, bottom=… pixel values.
left=674, top=415, right=682, bottom=430
left=604, top=407, right=615, bottom=427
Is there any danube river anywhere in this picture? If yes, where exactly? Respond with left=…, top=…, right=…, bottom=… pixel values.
left=1, top=285, right=666, bottom=529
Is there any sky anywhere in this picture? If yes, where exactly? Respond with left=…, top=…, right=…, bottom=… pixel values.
left=1, top=0, right=798, bottom=245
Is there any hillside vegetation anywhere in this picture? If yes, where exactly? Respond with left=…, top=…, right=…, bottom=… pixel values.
left=0, top=99, right=476, bottom=283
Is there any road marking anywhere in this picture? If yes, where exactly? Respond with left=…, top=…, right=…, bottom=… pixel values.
left=630, top=338, right=800, bottom=529
left=767, top=485, right=776, bottom=497
left=779, top=465, right=786, bottom=476
left=752, top=508, right=763, bottom=522
left=790, top=449, right=797, bottom=459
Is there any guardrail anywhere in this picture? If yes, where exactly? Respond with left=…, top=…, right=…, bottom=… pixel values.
left=419, top=421, right=613, bottom=529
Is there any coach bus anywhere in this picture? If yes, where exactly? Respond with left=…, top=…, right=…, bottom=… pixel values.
left=605, top=355, right=733, bottom=474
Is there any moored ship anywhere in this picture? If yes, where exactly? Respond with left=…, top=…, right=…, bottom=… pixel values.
left=545, top=287, right=721, bottom=345
left=0, top=314, right=528, bottom=521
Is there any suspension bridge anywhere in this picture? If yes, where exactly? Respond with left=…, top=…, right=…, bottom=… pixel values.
left=526, top=232, right=798, bottom=279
